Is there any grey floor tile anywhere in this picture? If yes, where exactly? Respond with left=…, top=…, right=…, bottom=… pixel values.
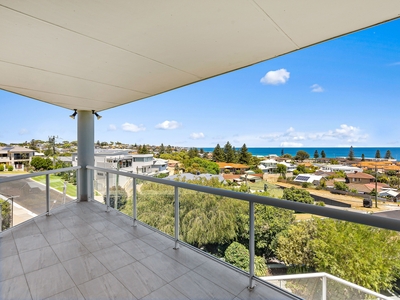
left=62, top=253, right=109, bottom=285
left=0, top=236, right=17, bottom=259
left=140, top=252, right=190, bottom=283
left=42, top=227, right=75, bottom=245
left=112, top=261, right=166, bottom=299
left=44, top=287, right=85, bottom=300
left=76, top=232, right=114, bottom=253
left=141, top=284, right=189, bottom=300
left=51, top=238, right=89, bottom=262
left=163, top=246, right=208, bottom=270
left=77, top=273, right=136, bottom=300
left=170, top=270, right=236, bottom=300
left=126, top=223, right=155, bottom=238
left=0, top=274, right=32, bottom=300
left=12, top=221, right=41, bottom=239
left=34, top=215, right=65, bottom=233
left=102, top=227, right=135, bottom=244
left=90, top=219, right=119, bottom=232
left=14, top=233, right=49, bottom=253
left=193, top=260, right=250, bottom=296
left=0, top=254, right=24, bottom=281
left=140, top=232, right=175, bottom=251
left=19, top=246, right=60, bottom=273
left=25, top=263, right=75, bottom=300
left=237, top=283, right=295, bottom=300
left=67, top=224, right=98, bottom=239
left=118, top=238, right=158, bottom=261
left=56, top=214, right=87, bottom=228
left=92, top=244, right=135, bottom=272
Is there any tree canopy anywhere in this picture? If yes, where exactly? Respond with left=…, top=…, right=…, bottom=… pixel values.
left=277, top=218, right=400, bottom=292
left=294, top=150, right=310, bottom=161
left=282, top=187, right=314, bottom=204
left=348, top=146, right=355, bottom=160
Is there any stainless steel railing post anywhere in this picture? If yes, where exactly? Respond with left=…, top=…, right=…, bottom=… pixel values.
left=46, top=174, right=50, bottom=216
left=248, top=201, right=255, bottom=290
left=106, top=172, right=110, bottom=212
left=133, top=178, right=137, bottom=227
left=174, top=186, right=179, bottom=249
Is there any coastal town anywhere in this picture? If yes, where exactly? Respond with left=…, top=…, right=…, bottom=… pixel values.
left=2, top=140, right=400, bottom=216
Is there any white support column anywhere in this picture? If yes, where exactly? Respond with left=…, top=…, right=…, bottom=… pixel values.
left=77, top=110, right=94, bottom=201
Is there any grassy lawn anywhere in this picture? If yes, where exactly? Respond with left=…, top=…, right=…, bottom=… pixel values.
left=32, top=174, right=77, bottom=197
left=248, top=181, right=283, bottom=198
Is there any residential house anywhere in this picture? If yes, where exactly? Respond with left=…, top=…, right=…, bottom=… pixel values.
left=346, top=172, right=375, bottom=184
left=0, top=146, right=35, bottom=170
left=216, top=162, right=250, bottom=174
left=258, top=159, right=278, bottom=173
left=293, top=174, right=322, bottom=185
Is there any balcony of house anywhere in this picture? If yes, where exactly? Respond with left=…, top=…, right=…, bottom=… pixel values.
left=1, top=166, right=399, bottom=300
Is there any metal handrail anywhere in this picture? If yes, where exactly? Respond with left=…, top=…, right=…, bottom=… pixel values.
left=261, top=272, right=390, bottom=300
left=87, top=164, right=400, bottom=291
left=0, top=166, right=81, bottom=184
left=0, top=166, right=81, bottom=218
left=87, top=165, right=400, bottom=232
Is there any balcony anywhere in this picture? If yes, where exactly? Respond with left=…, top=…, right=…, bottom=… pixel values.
left=1, top=166, right=399, bottom=300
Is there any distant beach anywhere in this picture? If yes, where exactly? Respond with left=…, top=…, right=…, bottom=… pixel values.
left=202, top=147, right=400, bottom=160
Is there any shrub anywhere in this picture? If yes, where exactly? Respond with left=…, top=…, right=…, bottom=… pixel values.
left=224, top=242, right=268, bottom=276
left=0, top=164, right=4, bottom=171
left=302, top=182, right=311, bottom=188
left=315, top=201, right=325, bottom=206
left=7, top=165, right=13, bottom=171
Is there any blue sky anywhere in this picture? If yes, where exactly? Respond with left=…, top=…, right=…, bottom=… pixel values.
left=1, top=19, right=400, bottom=148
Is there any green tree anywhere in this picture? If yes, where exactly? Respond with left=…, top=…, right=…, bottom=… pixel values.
left=223, top=142, right=235, bottom=163
left=361, top=153, right=365, bottom=161
left=321, top=150, right=326, bottom=158
left=224, top=242, right=268, bottom=276
left=294, top=150, right=310, bottom=161
left=277, top=164, right=287, bottom=178
left=312, top=219, right=400, bottom=292
left=276, top=218, right=400, bottom=292
left=30, top=156, right=53, bottom=170
left=276, top=219, right=317, bottom=268
left=375, top=149, right=381, bottom=159
left=159, top=143, right=165, bottom=155
left=188, top=147, right=199, bottom=159
left=212, top=144, right=225, bottom=162
left=385, top=150, right=392, bottom=159
left=166, top=145, right=172, bottom=154
left=313, top=150, right=319, bottom=159
left=348, top=146, right=355, bottom=160
left=334, top=181, right=349, bottom=191
left=282, top=187, right=314, bottom=204
left=239, top=144, right=251, bottom=165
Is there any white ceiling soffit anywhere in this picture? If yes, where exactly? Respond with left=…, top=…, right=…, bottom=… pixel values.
left=0, top=1, right=399, bottom=112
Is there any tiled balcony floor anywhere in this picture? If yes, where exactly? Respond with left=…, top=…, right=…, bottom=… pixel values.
left=0, top=201, right=299, bottom=300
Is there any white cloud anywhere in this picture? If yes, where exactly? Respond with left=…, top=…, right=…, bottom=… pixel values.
left=260, top=69, right=290, bottom=85
left=258, top=124, right=367, bottom=145
left=121, top=122, right=145, bottom=132
left=189, top=132, right=205, bottom=139
left=19, top=128, right=29, bottom=135
left=108, top=124, right=117, bottom=131
left=310, top=84, right=324, bottom=92
left=155, top=120, right=181, bottom=130
left=280, top=142, right=303, bottom=147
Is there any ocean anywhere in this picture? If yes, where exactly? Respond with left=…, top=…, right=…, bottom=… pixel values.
left=201, top=147, right=400, bottom=160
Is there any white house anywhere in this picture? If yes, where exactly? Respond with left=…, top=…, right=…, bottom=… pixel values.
left=294, top=174, right=322, bottom=185
left=318, top=164, right=363, bottom=174
left=258, top=159, right=278, bottom=173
